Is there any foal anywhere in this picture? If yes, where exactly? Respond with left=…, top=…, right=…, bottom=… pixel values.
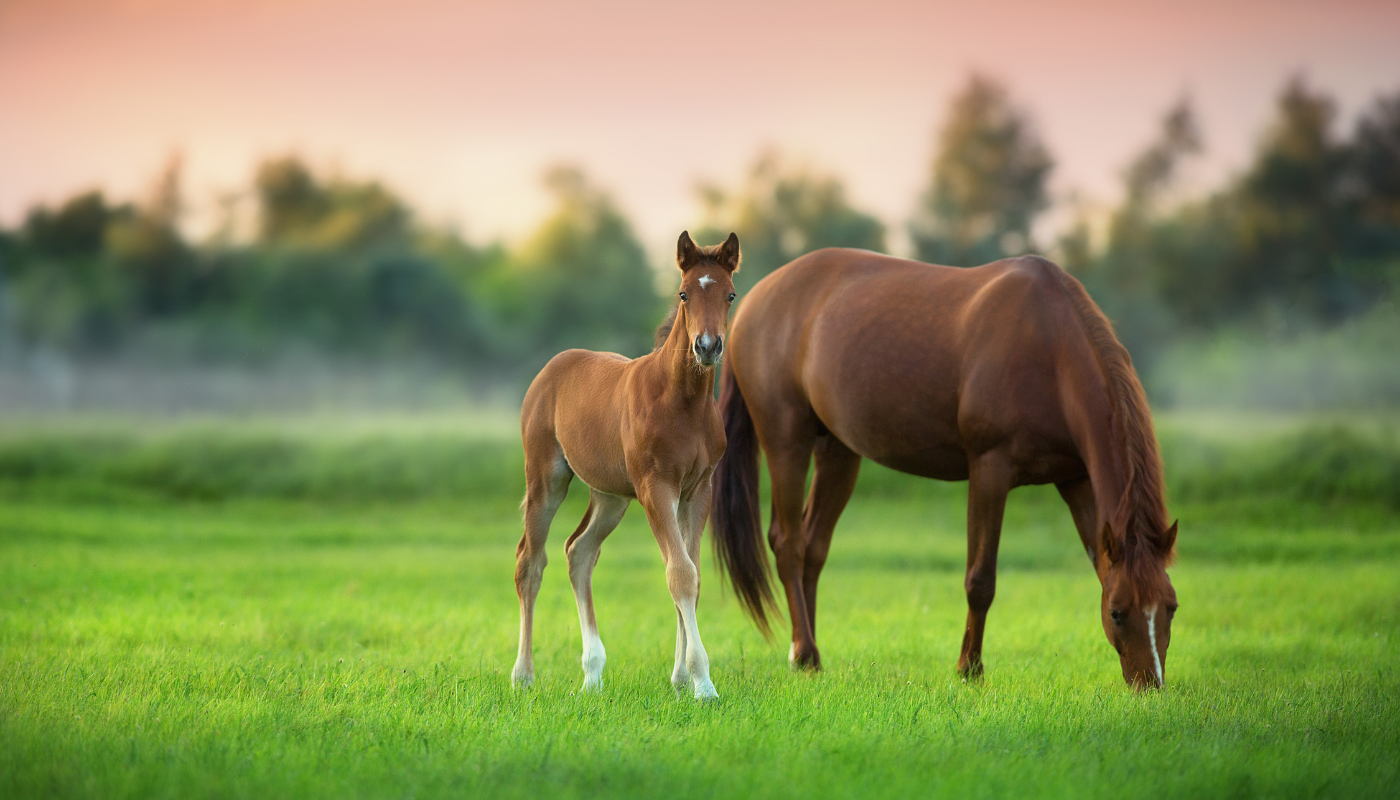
left=511, top=231, right=740, bottom=699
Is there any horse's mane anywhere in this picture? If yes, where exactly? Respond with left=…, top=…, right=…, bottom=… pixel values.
left=653, top=304, right=679, bottom=351
left=1053, top=265, right=1174, bottom=597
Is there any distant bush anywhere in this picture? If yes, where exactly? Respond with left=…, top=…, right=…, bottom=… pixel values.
left=0, top=428, right=524, bottom=502
left=1, top=420, right=1396, bottom=508
left=1170, top=424, right=1400, bottom=508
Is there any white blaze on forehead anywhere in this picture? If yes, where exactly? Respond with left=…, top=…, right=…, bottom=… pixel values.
left=697, top=274, right=715, bottom=289
left=1145, top=605, right=1163, bottom=686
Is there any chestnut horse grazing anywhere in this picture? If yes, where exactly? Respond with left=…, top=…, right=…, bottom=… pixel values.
left=712, top=249, right=1178, bottom=688
left=512, top=231, right=740, bottom=699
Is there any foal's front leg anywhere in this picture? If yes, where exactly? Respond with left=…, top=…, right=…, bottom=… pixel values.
left=670, top=481, right=713, bottom=692
left=641, top=482, right=717, bottom=700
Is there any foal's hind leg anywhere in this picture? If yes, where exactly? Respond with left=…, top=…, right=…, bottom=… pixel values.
left=565, top=490, right=629, bottom=691
left=512, top=443, right=572, bottom=688
left=958, top=452, right=1012, bottom=679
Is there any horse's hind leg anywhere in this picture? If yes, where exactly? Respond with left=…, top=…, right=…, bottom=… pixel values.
left=764, top=428, right=818, bottom=669
left=565, top=490, right=629, bottom=691
left=512, top=440, right=572, bottom=688
left=958, top=451, right=1012, bottom=679
left=800, top=435, right=861, bottom=660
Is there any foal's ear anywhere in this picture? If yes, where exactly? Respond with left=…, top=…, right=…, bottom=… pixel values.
left=1100, top=522, right=1122, bottom=564
left=1159, top=520, right=1178, bottom=557
left=716, top=232, right=741, bottom=272
left=677, top=230, right=701, bottom=270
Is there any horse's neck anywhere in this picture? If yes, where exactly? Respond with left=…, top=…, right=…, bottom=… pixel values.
left=1067, top=384, right=1133, bottom=546
left=649, top=307, right=714, bottom=403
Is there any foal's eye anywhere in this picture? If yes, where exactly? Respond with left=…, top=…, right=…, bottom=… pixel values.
left=1110, top=609, right=1128, bottom=626
left=728, top=292, right=736, bottom=303
left=679, top=292, right=688, bottom=302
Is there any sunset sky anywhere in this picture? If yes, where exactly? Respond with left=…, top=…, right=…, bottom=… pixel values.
left=3, top=0, right=1399, bottom=259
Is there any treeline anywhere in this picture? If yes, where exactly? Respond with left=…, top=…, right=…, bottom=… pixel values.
left=2, top=75, right=1398, bottom=391
left=0, top=160, right=661, bottom=382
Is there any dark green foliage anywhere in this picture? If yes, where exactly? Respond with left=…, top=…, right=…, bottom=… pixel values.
left=0, top=157, right=657, bottom=377
left=909, top=74, right=1053, bottom=266
left=493, top=166, right=661, bottom=368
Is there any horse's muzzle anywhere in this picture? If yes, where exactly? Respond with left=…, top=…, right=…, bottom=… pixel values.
left=693, top=334, right=723, bottom=366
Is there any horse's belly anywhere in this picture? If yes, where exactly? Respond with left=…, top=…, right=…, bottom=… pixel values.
left=865, top=445, right=970, bottom=481
left=557, top=433, right=635, bottom=498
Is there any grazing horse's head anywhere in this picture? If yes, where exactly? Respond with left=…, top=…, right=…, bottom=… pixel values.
left=675, top=230, right=740, bottom=367
left=1098, top=520, right=1178, bottom=689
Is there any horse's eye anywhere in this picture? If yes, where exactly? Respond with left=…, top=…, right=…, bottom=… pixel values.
left=1110, top=609, right=1128, bottom=626
left=679, top=292, right=688, bottom=302
left=1166, top=604, right=1179, bottom=616
left=728, top=292, right=736, bottom=303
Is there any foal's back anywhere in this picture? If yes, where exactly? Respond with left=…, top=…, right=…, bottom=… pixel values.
left=521, top=347, right=635, bottom=498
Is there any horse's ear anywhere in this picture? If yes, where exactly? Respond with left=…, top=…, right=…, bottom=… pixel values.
left=677, top=230, right=701, bottom=270
left=1100, top=522, right=1121, bottom=564
left=1160, top=520, right=1178, bottom=557
left=716, top=232, right=741, bottom=272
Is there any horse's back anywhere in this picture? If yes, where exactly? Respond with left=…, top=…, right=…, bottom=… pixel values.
left=731, top=249, right=1100, bottom=484
left=522, top=348, right=634, bottom=494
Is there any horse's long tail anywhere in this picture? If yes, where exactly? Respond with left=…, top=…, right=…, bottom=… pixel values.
left=711, top=360, right=777, bottom=639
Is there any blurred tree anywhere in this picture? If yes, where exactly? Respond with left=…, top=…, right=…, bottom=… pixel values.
left=255, top=155, right=411, bottom=251
left=496, top=165, right=661, bottom=363
left=694, top=149, right=885, bottom=295
left=1078, top=99, right=1205, bottom=376
left=1348, top=90, right=1400, bottom=262
left=1230, top=77, right=1352, bottom=321
left=6, top=189, right=134, bottom=351
left=106, top=154, right=198, bottom=318
left=910, top=74, right=1053, bottom=266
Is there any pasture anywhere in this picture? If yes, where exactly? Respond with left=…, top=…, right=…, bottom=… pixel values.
left=1, top=413, right=1397, bottom=798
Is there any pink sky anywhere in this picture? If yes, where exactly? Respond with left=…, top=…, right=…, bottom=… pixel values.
left=3, top=0, right=1399, bottom=258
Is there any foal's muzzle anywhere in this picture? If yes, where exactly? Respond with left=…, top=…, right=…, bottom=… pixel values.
left=693, top=334, right=723, bottom=366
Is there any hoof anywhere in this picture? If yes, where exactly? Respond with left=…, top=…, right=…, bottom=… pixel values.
left=789, top=643, right=822, bottom=672
left=511, top=669, right=534, bottom=689
left=692, top=678, right=719, bottom=702
left=957, top=659, right=985, bottom=682
left=580, top=676, right=603, bottom=693
left=671, top=671, right=691, bottom=694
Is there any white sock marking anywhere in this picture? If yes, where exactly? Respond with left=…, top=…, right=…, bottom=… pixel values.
left=1145, top=605, right=1163, bottom=685
left=698, top=274, right=715, bottom=289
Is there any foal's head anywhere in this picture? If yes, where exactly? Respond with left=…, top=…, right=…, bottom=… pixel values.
left=1097, top=520, right=1178, bottom=688
left=674, top=230, right=740, bottom=367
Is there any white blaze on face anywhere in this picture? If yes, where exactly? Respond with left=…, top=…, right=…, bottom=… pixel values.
left=697, top=274, right=715, bottom=289
left=1145, top=605, right=1163, bottom=685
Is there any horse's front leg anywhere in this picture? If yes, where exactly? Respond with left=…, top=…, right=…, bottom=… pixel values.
left=670, top=478, right=713, bottom=692
left=958, top=452, right=1012, bottom=679
left=641, top=480, right=717, bottom=700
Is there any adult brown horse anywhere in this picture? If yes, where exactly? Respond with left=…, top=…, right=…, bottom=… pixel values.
left=512, top=231, right=740, bottom=699
left=711, top=248, right=1178, bottom=688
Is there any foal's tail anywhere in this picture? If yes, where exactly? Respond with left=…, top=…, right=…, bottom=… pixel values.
left=711, top=361, right=777, bottom=639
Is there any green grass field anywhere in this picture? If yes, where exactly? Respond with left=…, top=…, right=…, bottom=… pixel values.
left=1, top=413, right=1397, bottom=798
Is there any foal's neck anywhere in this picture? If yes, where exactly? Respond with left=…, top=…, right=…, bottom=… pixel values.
left=655, top=305, right=715, bottom=402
